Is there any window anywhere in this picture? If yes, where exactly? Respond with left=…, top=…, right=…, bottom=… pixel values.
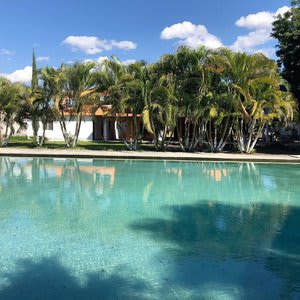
left=46, top=122, right=53, bottom=131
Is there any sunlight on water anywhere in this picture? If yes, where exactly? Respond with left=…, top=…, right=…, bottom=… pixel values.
left=0, top=157, right=299, bottom=299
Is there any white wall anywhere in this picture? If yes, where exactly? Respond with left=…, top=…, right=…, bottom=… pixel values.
left=0, top=122, right=27, bottom=137
left=27, top=117, right=94, bottom=141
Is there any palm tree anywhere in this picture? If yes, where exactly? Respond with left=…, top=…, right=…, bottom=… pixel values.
left=200, top=53, right=236, bottom=152
left=0, top=78, right=30, bottom=146
left=30, top=67, right=58, bottom=146
left=215, top=49, right=296, bottom=153
left=92, top=58, right=177, bottom=151
left=30, top=50, right=40, bottom=145
left=156, top=46, right=211, bottom=151
left=123, top=61, right=178, bottom=151
left=235, top=77, right=296, bottom=153
left=54, top=62, right=95, bottom=148
left=91, top=58, right=139, bottom=149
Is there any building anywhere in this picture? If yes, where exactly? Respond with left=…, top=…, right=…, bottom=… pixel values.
left=26, top=102, right=143, bottom=142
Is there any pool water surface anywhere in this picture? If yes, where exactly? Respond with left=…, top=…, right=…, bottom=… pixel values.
left=0, top=157, right=299, bottom=299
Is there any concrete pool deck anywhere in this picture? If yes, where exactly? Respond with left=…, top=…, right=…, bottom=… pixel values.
left=1, top=147, right=300, bottom=163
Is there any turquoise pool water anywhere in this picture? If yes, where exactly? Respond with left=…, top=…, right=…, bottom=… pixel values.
left=0, top=157, right=299, bottom=299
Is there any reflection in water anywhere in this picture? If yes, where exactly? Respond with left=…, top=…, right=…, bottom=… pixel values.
left=0, top=158, right=299, bottom=299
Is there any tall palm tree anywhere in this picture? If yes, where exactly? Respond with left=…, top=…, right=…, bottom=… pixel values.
left=54, top=62, right=95, bottom=147
left=30, top=67, right=58, bottom=146
left=0, top=78, right=30, bottom=146
left=125, top=61, right=178, bottom=150
left=156, top=46, right=211, bottom=151
left=215, top=49, right=296, bottom=153
left=91, top=58, right=138, bottom=149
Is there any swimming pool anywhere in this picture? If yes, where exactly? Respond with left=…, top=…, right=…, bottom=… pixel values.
left=0, top=157, right=299, bottom=299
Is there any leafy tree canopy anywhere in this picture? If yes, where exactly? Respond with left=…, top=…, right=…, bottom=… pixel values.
left=272, top=0, right=300, bottom=103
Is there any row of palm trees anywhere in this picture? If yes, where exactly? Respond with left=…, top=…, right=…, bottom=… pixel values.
left=0, top=46, right=297, bottom=153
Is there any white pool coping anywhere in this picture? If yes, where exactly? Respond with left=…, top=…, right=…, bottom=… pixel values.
left=1, top=147, right=300, bottom=163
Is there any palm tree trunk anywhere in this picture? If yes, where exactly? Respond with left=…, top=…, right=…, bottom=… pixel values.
left=235, top=118, right=244, bottom=152
left=32, top=116, right=39, bottom=145
left=133, top=113, right=138, bottom=150
left=188, top=121, right=198, bottom=152
left=165, top=127, right=175, bottom=149
left=245, top=119, right=257, bottom=153
left=216, top=118, right=230, bottom=152
left=0, top=111, right=2, bottom=143
left=73, top=113, right=83, bottom=147
left=184, top=119, right=191, bottom=150
left=208, top=120, right=214, bottom=151
left=248, top=122, right=266, bottom=153
left=40, top=121, right=46, bottom=146
left=117, top=119, right=132, bottom=150
left=177, top=119, right=185, bottom=151
left=58, top=113, right=70, bottom=148
left=5, top=121, right=9, bottom=138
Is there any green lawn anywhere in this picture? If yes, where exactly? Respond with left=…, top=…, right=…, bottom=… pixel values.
left=6, top=136, right=155, bottom=151
left=6, top=136, right=300, bottom=154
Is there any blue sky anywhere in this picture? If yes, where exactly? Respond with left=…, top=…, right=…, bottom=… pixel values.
left=0, top=0, right=290, bottom=83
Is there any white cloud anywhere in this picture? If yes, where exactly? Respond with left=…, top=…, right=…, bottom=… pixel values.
left=236, top=12, right=274, bottom=31
left=62, top=36, right=137, bottom=54
left=231, top=29, right=271, bottom=52
left=83, top=56, right=109, bottom=64
left=83, top=56, right=136, bottom=66
left=0, top=48, right=15, bottom=56
left=231, top=6, right=290, bottom=53
left=1, top=66, right=32, bottom=84
left=235, top=6, right=290, bottom=30
left=37, top=56, right=50, bottom=62
left=254, top=48, right=276, bottom=58
left=122, top=59, right=136, bottom=66
left=161, top=21, right=223, bottom=49
left=276, top=6, right=291, bottom=17
left=111, top=40, right=136, bottom=50
left=96, top=56, right=110, bottom=64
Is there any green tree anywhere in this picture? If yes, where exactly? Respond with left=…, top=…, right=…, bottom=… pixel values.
left=54, top=62, right=95, bottom=148
left=0, top=78, right=30, bottom=146
left=156, top=46, right=210, bottom=151
left=128, top=62, right=178, bottom=151
left=91, top=58, right=137, bottom=149
left=272, top=1, right=300, bottom=102
left=30, top=50, right=41, bottom=144
left=31, top=50, right=38, bottom=92
left=217, top=49, right=296, bottom=153
left=31, top=67, right=58, bottom=146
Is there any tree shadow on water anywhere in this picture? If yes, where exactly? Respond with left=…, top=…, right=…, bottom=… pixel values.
left=130, top=201, right=300, bottom=299
left=0, top=256, right=151, bottom=300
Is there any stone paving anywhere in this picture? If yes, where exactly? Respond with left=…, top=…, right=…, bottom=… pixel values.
left=1, top=147, right=300, bottom=163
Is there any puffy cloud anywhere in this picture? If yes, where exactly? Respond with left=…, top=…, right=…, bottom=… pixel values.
left=111, top=41, right=136, bottom=50
left=231, top=6, right=290, bottom=54
left=161, top=21, right=223, bottom=49
left=0, top=48, right=15, bottom=56
left=122, top=59, right=136, bottom=66
left=83, top=56, right=109, bottom=65
left=96, top=56, right=110, bottom=64
left=254, top=48, right=276, bottom=58
left=62, top=36, right=137, bottom=54
left=1, top=66, right=32, bottom=84
left=83, top=56, right=136, bottom=66
left=37, top=56, right=50, bottom=62
left=276, top=6, right=291, bottom=16
left=231, top=29, right=271, bottom=52
left=236, top=12, right=275, bottom=31
left=235, top=6, right=290, bottom=30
